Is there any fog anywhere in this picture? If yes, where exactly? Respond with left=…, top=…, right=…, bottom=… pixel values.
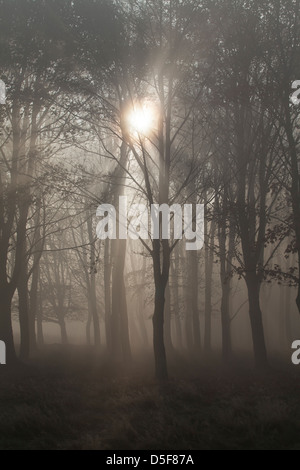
left=0, top=0, right=300, bottom=451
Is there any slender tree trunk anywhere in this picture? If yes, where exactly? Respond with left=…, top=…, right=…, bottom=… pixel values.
left=104, top=238, right=112, bottom=350
left=191, top=252, right=201, bottom=350
left=218, top=206, right=233, bottom=362
left=184, top=244, right=194, bottom=352
left=152, top=237, right=169, bottom=380
left=245, top=273, right=268, bottom=369
left=29, top=196, right=44, bottom=355
left=285, top=284, right=292, bottom=345
left=175, top=313, right=183, bottom=349
left=59, top=319, right=68, bottom=345
left=111, top=240, right=122, bottom=359
left=279, top=284, right=285, bottom=350
left=136, top=256, right=148, bottom=346
left=111, top=141, right=131, bottom=362
left=111, top=238, right=131, bottom=362
left=29, top=261, right=39, bottom=354
left=36, top=288, right=44, bottom=347
left=17, top=269, right=30, bottom=360
left=86, top=302, right=92, bottom=345
left=172, top=252, right=182, bottom=349
left=221, top=281, right=232, bottom=361
left=90, top=274, right=100, bottom=347
left=17, top=228, right=30, bottom=360
left=164, top=282, right=173, bottom=353
left=153, top=290, right=168, bottom=380
left=87, top=215, right=100, bottom=347
left=204, top=217, right=215, bottom=353
left=120, top=273, right=131, bottom=361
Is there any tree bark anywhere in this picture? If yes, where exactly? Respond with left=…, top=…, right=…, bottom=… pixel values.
left=171, top=253, right=182, bottom=349
left=104, top=238, right=112, bottom=350
left=220, top=281, right=232, bottom=361
left=111, top=236, right=131, bottom=361
left=87, top=215, right=101, bottom=347
left=59, top=320, right=68, bottom=345
left=36, top=288, right=44, bottom=347
left=120, top=273, right=131, bottom=362
left=245, top=273, right=268, bottom=369
left=111, top=141, right=131, bottom=362
left=152, top=237, right=169, bottom=380
left=184, top=245, right=194, bottom=352
left=204, top=216, right=215, bottom=353
left=164, top=282, right=174, bottom=354
left=86, top=303, right=92, bottom=345
left=218, top=203, right=233, bottom=362
left=285, top=284, right=292, bottom=345
left=17, top=267, right=30, bottom=360
left=153, top=290, right=168, bottom=380
left=29, top=261, right=39, bottom=354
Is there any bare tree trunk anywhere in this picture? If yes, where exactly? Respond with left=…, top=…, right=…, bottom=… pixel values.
left=245, top=273, right=268, bottom=369
left=111, top=237, right=131, bottom=362
left=218, top=204, right=233, bottom=362
left=164, top=282, right=173, bottom=354
left=111, top=141, right=131, bottom=362
left=111, top=237, right=131, bottom=361
left=36, top=286, right=44, bottom=347
left=221, top=281, right=232, bottom=361
left=86, top=303, right=92, bottom=345
left=90, top=271, right=100, bottom=347
left=29, top=196, right=44, bottom=355
left=59, top=320, right=68, bottom=345
left=120, top=273, right=131, bottom=361
left=104, top=238, right=112, bottom=350
left=87, top=215, right=101, bottom=347
left=153, top=291, right=168, bottom=380
left=279, top=284, right=285, bottom=350
left=184, top=244, right=194, bottom=352
left=111, top=240, right=122, bottom=359
left=131, top=253, right=149, bottom=347
left=17, top=220, right=31, bottom=360
left=172, top=251, right=182, bottom=349
left=285, top=285, right=292, bottom=345
left=204, top=216, right=215, bottom=353
left=191, top=252, right=201, bottom=351
left=29, top=261, right=39, bottom=354
left=152, top=238, right=169, bottom=380
left=17, top=266, right=30, bottom=360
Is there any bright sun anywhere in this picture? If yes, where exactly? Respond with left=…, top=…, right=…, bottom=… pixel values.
left=127, top=102, right=156, bottom=135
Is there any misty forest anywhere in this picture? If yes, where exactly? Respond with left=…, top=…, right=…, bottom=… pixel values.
left=0, top=0, right=300, bottom=450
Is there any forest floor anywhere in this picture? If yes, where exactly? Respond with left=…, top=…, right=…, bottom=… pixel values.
left=0, top=345, right=299, bottom=450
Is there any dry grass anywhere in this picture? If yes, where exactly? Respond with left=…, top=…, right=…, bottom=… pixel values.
left=0, top=347, right=300, bottom=450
